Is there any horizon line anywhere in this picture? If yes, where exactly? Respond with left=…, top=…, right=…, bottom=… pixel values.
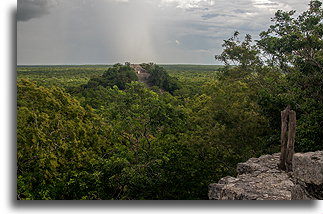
left=17, top=63, right=224, bottom=66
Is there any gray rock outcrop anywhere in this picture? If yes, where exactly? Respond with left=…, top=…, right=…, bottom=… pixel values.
left=291, top=151, right=323, bottom=200
left=208, top=151, right=322, bottom=200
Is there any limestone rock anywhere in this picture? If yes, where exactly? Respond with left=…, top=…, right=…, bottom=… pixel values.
left=209, top=153, right=294, bottom=200
left=290, top=183, right=317, bottom=200
left=208, top=151, right=323, bottom=200
left=237, top=153, right=281, bottom=175
left=292, top=151, right=323, bottom=185
left=291, top=151, right=323, bottom=200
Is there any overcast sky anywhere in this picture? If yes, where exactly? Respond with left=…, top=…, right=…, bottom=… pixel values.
left=17, top=0, right=310, bottom=65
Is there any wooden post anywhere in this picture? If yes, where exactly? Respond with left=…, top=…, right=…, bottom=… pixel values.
left=286, top=110, right=296, bottom=172
left=278, top=105, right=296, bottom=172
left=278, top=106, right=289, bottom=171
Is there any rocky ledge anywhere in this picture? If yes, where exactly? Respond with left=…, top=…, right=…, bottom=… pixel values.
left=291, top=151, right=323, bottom=199
left=208, top=151, right=322, bottom=200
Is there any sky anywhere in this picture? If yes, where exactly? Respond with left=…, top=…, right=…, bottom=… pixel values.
left=17, top=0, right=310, bottom=65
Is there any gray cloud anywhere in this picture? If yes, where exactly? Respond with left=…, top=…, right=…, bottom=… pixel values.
left=17, top=0, right=311, bottom=65
left=255, top=2, right=279, bottom=6
left=178, top=34, right=218, bottom=50
left=185, top=7, right=209, bottom=12
left=201, top=13, right=234, bottom=20
left=234, top=9, right=250, bottom=14
left=17, top=0, right=56, bottom=22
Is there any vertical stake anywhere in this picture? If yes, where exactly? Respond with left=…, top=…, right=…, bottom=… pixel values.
left=286, top=110, right=296, bottom=172
left=278, top=106, right=289, bottom=170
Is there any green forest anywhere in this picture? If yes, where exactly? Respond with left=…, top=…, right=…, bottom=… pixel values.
left=17, top=1, right=323, bottom=200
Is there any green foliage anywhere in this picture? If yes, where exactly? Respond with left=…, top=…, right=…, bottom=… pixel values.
left=188, top=80, right=270, bottom=160
left=17, top=65, right=109, bottom=88
left=215, top=0, right=323, bottom=152
left=83, top=63, right=138, bottom=90
left=141, top=63, right=181, bottom=94
left=17, top=1, right=323, bottom=200
left=215, top=32, right=262, bottom=69
left=17, top=79, right=111, bottom=199
left=17, top=78, right=233, bottom=199
left=16, top=65, right=276, bottom=199
left=258, top=0, right=323, bottom=70
left=163, top=64, right=222, bottom=99
left=257, top=0, right=323, bottom=152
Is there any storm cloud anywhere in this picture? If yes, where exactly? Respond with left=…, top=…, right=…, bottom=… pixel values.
left=17, top=0, right=311, bottom=65
left=17, top=0, right=56, bottom=22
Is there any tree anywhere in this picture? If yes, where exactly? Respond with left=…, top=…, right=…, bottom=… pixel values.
left=215, top=0, right=323, bottom=152
left=215, top=32, right=262, bottom=73
left=257, top=0, right=323, bottom=151
left=140, top=63, right=181, bottom=94
left=83, top=63, right=138, bottom=90
left=17, top=79, right=111, bottom=199
left=258, top=0, right=323, bottom=71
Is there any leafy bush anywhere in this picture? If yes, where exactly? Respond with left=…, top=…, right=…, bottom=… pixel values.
left=83, top=63, right=138, bottom=90
left=141, top=63, right=181, bottom=94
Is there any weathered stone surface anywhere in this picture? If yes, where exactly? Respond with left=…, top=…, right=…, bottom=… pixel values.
left=292, top=151, right=323, bottom=185
left=237, top=153, right=281, bottom=175
left=291, top=151, right=323, bottom=200
left=209, top=151, right=323, bottom=200
left=209, top=153, right=294, bottom=200
left=290, top=183, right=316, bottom=200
